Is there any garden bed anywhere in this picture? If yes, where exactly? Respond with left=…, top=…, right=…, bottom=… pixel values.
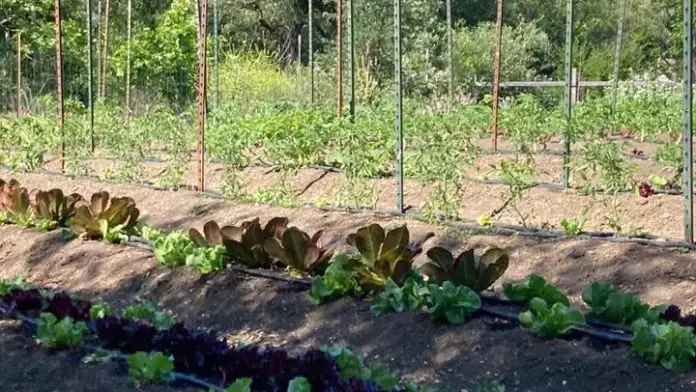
left=2, top=171, right=696, bottom=390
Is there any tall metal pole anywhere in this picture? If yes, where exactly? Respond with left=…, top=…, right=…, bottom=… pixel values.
left=490, top=0, right=504, bottom=151
left=309, top=0, right=314, bottom=104
left=348, top=0, right=355, bottom=120
left=125, top=0, right=131, bottom=120
left=213, top=0, right=220, bottom=108
left=562, top=0, right=574, bottom=188
left=16, top=32, right=21, bottom=117
left=96, top=0, right=102, bottom=98
left=610, top=0, right=627, bottom=130
left=446, top=0, right=453, bottom=111
left=100, top=0, right=109, bottom=98
left=394, top=0, right=404, bottom=213
left=86, top=0, right=95, bottom=152
left=336, top=0, right=343, bottom=116
left=54, top=0, right=65, bottom=173
left=683, top=0, right=693, bottom=244
left=196, top=0, right=209, bottom=192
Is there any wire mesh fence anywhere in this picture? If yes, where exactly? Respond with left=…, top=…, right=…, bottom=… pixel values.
left=0, top=0, right=694, bottom=244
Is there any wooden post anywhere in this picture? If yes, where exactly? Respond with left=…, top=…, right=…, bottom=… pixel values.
left=490, top=0, right=504, bottom=151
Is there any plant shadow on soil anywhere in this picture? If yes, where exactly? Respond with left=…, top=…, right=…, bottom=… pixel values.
left=2, top=171, right=696, bottom=391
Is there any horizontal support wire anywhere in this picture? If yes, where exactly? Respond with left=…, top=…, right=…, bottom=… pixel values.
left=3, top=164, right=695, bottom=250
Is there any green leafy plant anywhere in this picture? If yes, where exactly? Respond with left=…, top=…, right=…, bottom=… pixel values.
left=502, top=274, right=569, bottom=306
left=218, top=217, right=289, bottom=268
left=370, top=277, right=429, bottom=316
left=422, top=247, right=509, bottom=292
left=89, top=302, right=111, bottom=319
left=426, top=281, right=481, bottom=324
left=154, top=231, right=197, bottom=267
left=223, top=378, right=253, bottom=392
left=582, top=282, right=666, bottom=324
left=560, top=216, right=584, bottom=236
left=126, top=351, right=175, bottom=384
left=631, top=319, right=696, bottom=373
left=263, top=227, right=338, bottom=274
left=346, top=224, right=434, bottom=291
left=36, top=313, right=90, bottom=349
left=122, top=301, right=176, bottom=330
left=185, top=245, right=227, bottom=274
left=322, top=345, right=398, bottom=391
left=518, top=298, right=586, bottom=338
left=32, top=188, right=83, bottom=227
left=309, top=253, right=363, bottom=305
left=71, top=191, right=140, bottom=241
left=0, top=275, right=26, bottom=295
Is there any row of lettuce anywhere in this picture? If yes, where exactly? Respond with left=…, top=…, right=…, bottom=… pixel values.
left=2, top=177, right=696, bottom=374
left=0, top=277, right=423, bottom=392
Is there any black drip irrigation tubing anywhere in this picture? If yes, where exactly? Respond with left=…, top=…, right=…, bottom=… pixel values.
left=0, top=304, right=227, bottom=392
left=4, top=164, right=696, bottom=251
left=125, top=235, right=632, bottom=344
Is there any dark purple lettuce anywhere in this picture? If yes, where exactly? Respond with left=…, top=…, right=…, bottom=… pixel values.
left=90, top=316, right=157, bottom=353
left=154, top=323, right=228, bottom=376
left=47, top=292, right=91, bottom=321
left=3, top=289, right=44, bottom=313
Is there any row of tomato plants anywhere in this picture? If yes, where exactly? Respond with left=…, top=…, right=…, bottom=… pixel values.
left=2, top=176, right=696, bottom=374
left=0, top=277, right=424, bottom=392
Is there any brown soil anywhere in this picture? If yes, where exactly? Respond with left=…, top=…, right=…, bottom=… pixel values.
left=2, top=171, right=696, bottom=390
left=35, top=135, right=690, bottom=241
left=0, top=319, right=197, bottom=392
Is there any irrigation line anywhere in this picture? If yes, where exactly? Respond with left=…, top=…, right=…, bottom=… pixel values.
left=3, top=164, right=696, bottom=250
left=0, top=305, right=227, bottom=392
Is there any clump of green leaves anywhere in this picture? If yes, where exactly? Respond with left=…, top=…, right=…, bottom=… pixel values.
left=370, top=277, right=429, bottom=316
left=0, top=276, right=26, bottom=295
left=36, top=313, right=90, bottom=349
left=582, top=282, right=666, bottom=325
left=186, top=245, right=227, bottom=274
left=309, top=253, right=363, bottom=305
left=154, top=231, right=197, bottom=268
left=502, top=274, right=569, bottom=306
left=89, top=302, right=111, bottom=319
left=426, top=281, right=481, bottom=324
left=518, top=298, right=586, bottom=338
left=126, top=351, right=175, bottom=384
left=631, top=319, right=696, bottom=373
left=123, top=301, right=176, bottom=330
left=323, top=345, right=399, bottom=391
left=560, top=208, right=588, bottom=236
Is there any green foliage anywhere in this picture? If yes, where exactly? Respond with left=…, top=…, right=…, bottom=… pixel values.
left=0, top=276, right=26, bottom=296
left=154, top=231, right=197, bottom=268
left=582, top=282, right=667, bottom=324
left=89, top=302, right=111, bottom=320
left=560, top=216, right=585, bottom=236
left=518, top=298, right=586, bottom=338
left=502, top=274, right=569, bottom=306
left=370, top=277, right=429, bottom=316
left=126, top=352, right=175, bottom=384
left=322, top=346, right=398, bottom=391
left=422, top=247, right=509, bottom=292
left=224, top=378, right=253, bottom=392
left=122, top=301, right=176, bottom=330
left=287, top=377, right=312, bottom=392
left=36, top=313, right=90, bottom=349
left=631, top=319, right=696, bottom=373
left=426, top=281, right=482, bottom=325
left=185, top=245, right=227, bottom=274
left=309, top=253, right=363, bottom=305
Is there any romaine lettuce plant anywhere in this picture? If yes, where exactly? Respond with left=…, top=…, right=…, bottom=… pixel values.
left=264, top=227, right=337, bottom=274
left=582, top=282, right=666, bottom=324
left=502, top=274, right=569, bottom=306
left=422, top=246, right=508, bottom=291
left=154, top=231, right=197, bottom=267
left=631, top=319, right=696, bottom=373
left=36, top=313, right=90, bottom=349
left=309, top=253, right=362, bottom=305
left=220, top=217, right=289, bottom=268
left=427, top=281, right=481, bottom=324
left=346, top=224, right=434, bottom=291
left=126, top=351, right=175, bottom=384
left=518, top=298, right=586, bottom=338
left=71, top=191, right=140, bottom=241
left=122, top=301, right=176, bottom=330
left=32, top=188, right=83, bottom=227
left=370, top=277, right=429, bottom=316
